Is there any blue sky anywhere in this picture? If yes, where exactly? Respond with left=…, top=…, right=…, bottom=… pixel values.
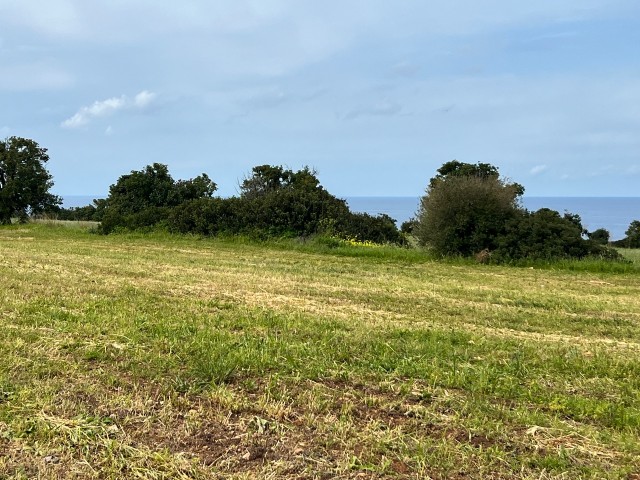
left=1, top=1, right=639, bottom=198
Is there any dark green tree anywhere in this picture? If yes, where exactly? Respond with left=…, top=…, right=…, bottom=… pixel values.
left=624, top=220, right=640, bottom=248
left=240, top=165, right=293, bottom=199
left=99, top=163, right=216, bottom=233
left=0, top=137, right=61, bottom=224
left=588, top=228, right=610, bottom=245
left=428, top=160, right=525, bottom=195
left=495, top=209, right=592, bottom=260
left=237, top=165, right=351, bottom=237
left=415, top=162, right=523, bottom=256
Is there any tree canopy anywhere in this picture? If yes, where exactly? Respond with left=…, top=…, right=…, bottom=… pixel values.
left=415, top=162, right=523, bottom=256
left=415, top=160, right=619, bottom=261
left=623, top=220, right=640, bottom=248
left=99, top=163, right=216, bottom=233
left=0, top=137, right=60, bottom=224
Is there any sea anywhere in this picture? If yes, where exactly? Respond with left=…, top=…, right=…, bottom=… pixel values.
left=61, top=195, right=640, bottom=241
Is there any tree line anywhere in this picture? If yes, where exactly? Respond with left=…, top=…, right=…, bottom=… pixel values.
left=2, top=136, right=639, bottom=261
left=57, top=162, right=404, bottom=244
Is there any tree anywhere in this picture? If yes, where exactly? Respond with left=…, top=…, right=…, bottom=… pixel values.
left=428, top=160, right=525, bottom=195
left=624, top=220, right=640, bottom=248
left=240, top=165, right=293, bottom=199
left=236, top=165, right=351, bottom=237
left=0, top=137, right=61, bottom=224
left=495, top=209, right=591, bottom=260
left=414, top=162, right=523, bottom=256
left=588, top=228, right=610, bottom=245
left=99, top=163, right=217, bottom=233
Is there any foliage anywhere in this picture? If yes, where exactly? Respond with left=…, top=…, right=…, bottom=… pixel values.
left=337, top=212, right=405, bottom=245
left=0, top=137, right=61, bottom=224
left=414, top=161, right=621, bottom=262
left=400, top=218, right=417, bottom=235
left=428, top=159, right=525, bottom=196
left=494, top=208, right=618, bottom=260
left=100, top=163, right=404, bottom=244
left=235, top=165, right=351, bottom=237
left=99, top=163, right=216, bottom=234
left=588, top=228, right=610, bottom=245
left=167, top=197, right=242, bottom=236
left=55, top=198, right=106, bottom=222
left=415, top=167, right=523, bottom=256
left=624, top=220, right=640, bottom=248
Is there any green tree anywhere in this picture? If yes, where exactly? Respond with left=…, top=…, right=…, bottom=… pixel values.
left=415, top=162, right=523, bottom=256
left=496, top=209, right=591, bottom=260
left=237, top=165, right=351, bottom=237
left=240, top=165, right=293, bottom=199
left=625, top=220, right=640, bottom=248
left=588, top=228, right=610, bottom=245
left=0, top=137, right=61, bottom=224
left=99, top=163, right=216, bottom=233
left=428, top=160, right=525, bottom=195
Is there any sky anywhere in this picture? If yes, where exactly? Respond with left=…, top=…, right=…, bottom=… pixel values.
left=1, top=1, right=639, bottom=198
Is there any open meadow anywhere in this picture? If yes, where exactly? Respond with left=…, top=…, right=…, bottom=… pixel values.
left=1, top=224, right=640, bottom=479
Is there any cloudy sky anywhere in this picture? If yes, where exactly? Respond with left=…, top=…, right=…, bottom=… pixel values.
left=1, top=1, right=639, bottom=198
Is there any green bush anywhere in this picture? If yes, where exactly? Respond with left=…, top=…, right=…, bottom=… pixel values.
left=495, top=209, right=597, bottom=260
left=337, top=212, right=405, bottom=245
left=98, top=163, right=216, bottom=234
left=415, top=169, right=522, bottom=256
left=415, top=161, right=621, bottom=262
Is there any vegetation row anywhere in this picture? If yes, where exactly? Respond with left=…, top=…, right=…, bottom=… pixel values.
left=2, top=136, right=640, bottom=262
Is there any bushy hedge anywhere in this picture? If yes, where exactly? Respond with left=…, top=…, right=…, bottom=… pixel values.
left=494, top=208, right=617, bottom=261
left=415, top=161, right=623, bottom=262
left=73, top=163, right=404, bottom=244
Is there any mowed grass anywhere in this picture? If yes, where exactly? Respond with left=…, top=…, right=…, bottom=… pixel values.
left=1, top=225, right=639, bottom=479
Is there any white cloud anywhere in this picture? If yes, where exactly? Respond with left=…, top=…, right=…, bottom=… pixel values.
left=61, top=90, right=157, bottom=129
left=530, top=165, right=548, bottom=175
left=4, top=1, right=635, bottom=39
left=5, top=1, right=636, bottom=78
left=134, top=90, right=157, bottom=108
left=105, top=125, right=114, bottom=136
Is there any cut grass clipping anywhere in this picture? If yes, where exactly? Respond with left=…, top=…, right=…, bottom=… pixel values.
left=1, top=224, right=639, bottom=479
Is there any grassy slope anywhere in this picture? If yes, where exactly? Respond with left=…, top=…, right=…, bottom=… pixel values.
left=1, top=225, right=639, bottom=479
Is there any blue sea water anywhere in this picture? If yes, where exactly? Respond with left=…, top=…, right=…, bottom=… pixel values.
left=346, top=197, right=640, bottom=241
left=61, top=195, right=640, bottom=241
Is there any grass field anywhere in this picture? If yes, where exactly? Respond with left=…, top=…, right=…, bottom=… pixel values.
left=619, top=248, right=640, bottom=264
left=1, top=224, right=639, bottom=479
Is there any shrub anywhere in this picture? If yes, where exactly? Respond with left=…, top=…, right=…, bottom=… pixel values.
left=588, top=228, right=611, bottom=245
left=337, top=212, right=404, bottom=245
left=415, top=161, right=622, bottom=262
left=415, top=171, right=522, bottom=256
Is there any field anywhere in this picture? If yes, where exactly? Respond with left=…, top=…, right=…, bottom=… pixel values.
left=619, top=248, right=640, bottom=264
left=1, top=225, right=639, bottom=479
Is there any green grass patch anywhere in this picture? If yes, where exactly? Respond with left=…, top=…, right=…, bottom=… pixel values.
left=618, top=248, right=640, bottom=264
left=1, top=224, right=639, bottom=479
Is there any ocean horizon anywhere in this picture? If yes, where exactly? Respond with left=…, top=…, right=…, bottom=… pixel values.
left=60, top=195, right=640, bottom=241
